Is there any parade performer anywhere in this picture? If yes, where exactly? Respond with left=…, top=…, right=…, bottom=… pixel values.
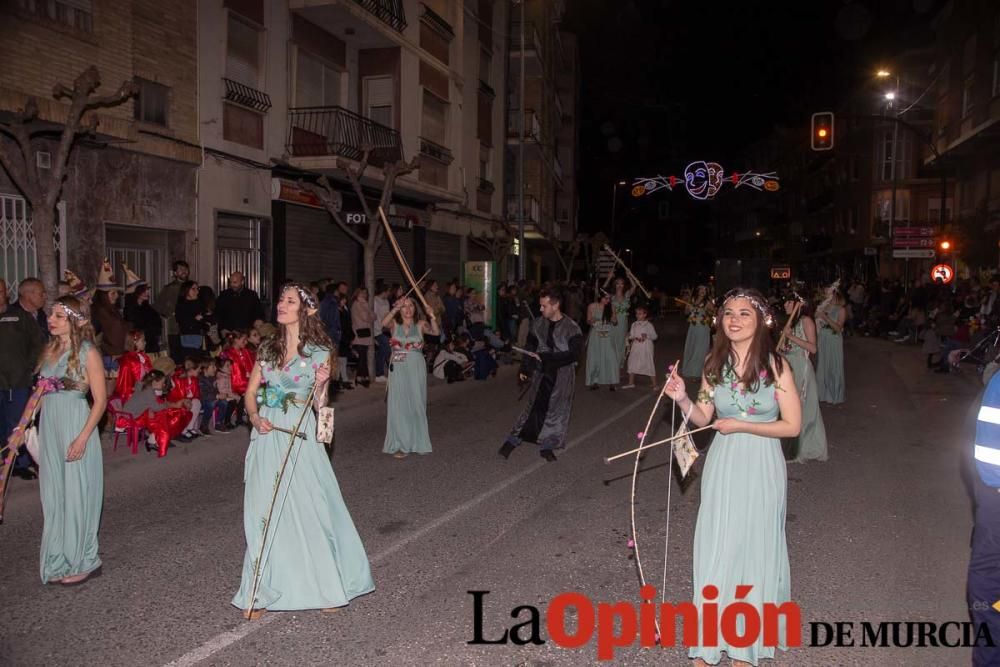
left=122, top=369, right=192, bottom=456
left=815, top=289, right=846, bottom=404
left=781, top=294, right=828, bottom=462
left=233, top=283, right=373, bottom=618
left=110, top=330, right=152, bottom=408
left=499, top=288, right=583, bottom=463
left=681, top=285, right=713, bottom=379
left=8, top=296, right=108, bottom=584
left=381, top=296, right=438, bottom=458
left=624, top=304, right=657, bottom=389
left=662, top=288, right=801, bottom=666
left=609, top=277, right=633, bottom=367
left=585, top=293, right=619, bottom=391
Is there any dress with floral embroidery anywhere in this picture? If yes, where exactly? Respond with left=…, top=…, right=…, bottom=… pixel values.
left=232, top=342, right=374, bottom=611
left=689, top=366, right=790, bottom=666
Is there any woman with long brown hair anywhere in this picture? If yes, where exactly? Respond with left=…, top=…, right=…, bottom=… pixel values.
left=9, top=296, right=107, bottom=584
left=663, top=288, right=801, bottom=666
left=781, top=293, right=828, bottom=463
left=233, top=283, right=373, bottom=618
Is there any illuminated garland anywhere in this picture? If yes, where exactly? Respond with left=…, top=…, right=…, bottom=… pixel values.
left=632, top=161, right=779, bottom=201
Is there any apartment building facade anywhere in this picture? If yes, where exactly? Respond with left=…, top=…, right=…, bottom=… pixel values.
left=0, top=0, right=200, bottom=295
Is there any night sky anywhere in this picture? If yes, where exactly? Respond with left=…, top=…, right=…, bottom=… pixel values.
left=564, top=0, right=944, bottom=240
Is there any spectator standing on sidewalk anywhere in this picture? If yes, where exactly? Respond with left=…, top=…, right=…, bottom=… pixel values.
left=0, top=277, right=46, bottom=480
left=215, top=272, right=264, bottom=336
left=372, top=282, right=391, bottom=383
left=155, top=260, right=190, bottom=362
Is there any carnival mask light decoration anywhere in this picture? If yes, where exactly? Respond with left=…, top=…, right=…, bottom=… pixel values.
left=684, top=161, right=724, bottom=200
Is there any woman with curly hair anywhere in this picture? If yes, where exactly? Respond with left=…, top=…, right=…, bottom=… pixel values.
left=9, top=296, right=107, bottom=584
left=233, top=283, right=373, bottom=618
left=663, top=288, right=801, bottom=666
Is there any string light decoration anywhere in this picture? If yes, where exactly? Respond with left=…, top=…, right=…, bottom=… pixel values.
left=631, top=161, right=780, bottom=201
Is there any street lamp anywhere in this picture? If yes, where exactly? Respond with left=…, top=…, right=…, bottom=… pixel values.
left=610, top=179, right=628, bottom=243
left=876, top=69, right=892, bottom=79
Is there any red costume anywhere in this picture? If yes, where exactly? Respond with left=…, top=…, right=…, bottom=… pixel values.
left=111, top=351, right=152, bottom=405
left=222, top=347, right=255, bottom=395
left=167, top=371, right=201, bottom=403
left=139, top=404, right=191, bottom=457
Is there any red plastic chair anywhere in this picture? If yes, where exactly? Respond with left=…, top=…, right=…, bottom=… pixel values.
left=107, top=403, right=145, bottom=455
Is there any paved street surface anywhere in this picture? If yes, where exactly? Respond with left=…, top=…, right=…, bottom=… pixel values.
left=0, top=318, right=984, bottom=666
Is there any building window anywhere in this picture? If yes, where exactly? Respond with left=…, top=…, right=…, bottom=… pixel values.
left=363, top=76, right=394, bottom=128
left=962, top=75, right=975, bottom=118
left=295, top=50, right=341, bottom=108
left=226, top=14, right=261, bottom=88
left=421, top=89, right=448, bottom=146
left=133, top=78, right=169, bottom=127
left=479, top=48, right=492, bottom=86
left=17, top=0, right=92, bottom=32
left=927, top=198, right=953, bottom=223
left=223, top=102, right=263, bottom=149
left=478, top=144, right=491, bottom=181
left=878, top=129, right=911, bottom=181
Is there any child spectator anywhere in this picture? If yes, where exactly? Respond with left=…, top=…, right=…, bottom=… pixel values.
left=110, top=329, right=153, bottom=408
left=123, top=370, right=192, bottom=457
left=198, top=358, right=225, bottom=435
left=215, top=357, right=238, bottom=431
left=624, top=305, right=658, bottom=389
left=432, top=337, right=473, bottom=383
left=167, top=358, right=202, bottom=440
left=220, top=331, right=255, bottom=422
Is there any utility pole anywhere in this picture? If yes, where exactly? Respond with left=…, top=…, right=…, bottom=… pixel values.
left=517, top=0, right=525, bottom=280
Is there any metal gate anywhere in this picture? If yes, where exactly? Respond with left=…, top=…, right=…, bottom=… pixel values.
left=0, top=194, right=67, bottom=293
left=106, top=246, right=166, bottom=296
left=217, top=213, right=270, bottom=307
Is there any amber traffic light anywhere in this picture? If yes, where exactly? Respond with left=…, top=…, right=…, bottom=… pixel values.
left=811, top=112, right=834, bottom=151
left=939, top=240, right=951, bottom=251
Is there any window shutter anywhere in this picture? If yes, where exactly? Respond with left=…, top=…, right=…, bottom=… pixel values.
left=226, top=16, right=260, bottom=87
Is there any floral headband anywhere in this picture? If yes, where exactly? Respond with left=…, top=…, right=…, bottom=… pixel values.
left=285, top=285, right=318, bottom=311
left=58, top=302, right=88, bottom=323
left=719, top=289, right=774, bottom=328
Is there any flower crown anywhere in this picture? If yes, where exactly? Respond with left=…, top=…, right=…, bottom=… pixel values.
left=284, top=285, right=317, bottom=311
left=718, top=289, right=774, bottom=328
left=59, top=302, right=87, bottom=323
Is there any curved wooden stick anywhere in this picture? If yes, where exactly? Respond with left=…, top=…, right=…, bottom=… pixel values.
left=377, top=206, right=432, bottom=315
left=776, top=301, right=801, bottom=352
left=603, top=245, right=651, bottom=298
left=606, top=423, right=715, bottom=463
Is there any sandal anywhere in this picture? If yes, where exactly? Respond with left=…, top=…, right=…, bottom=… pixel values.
left=393, top=452, right=408, bottom=459
left=243, top=608, right=267, bottom=620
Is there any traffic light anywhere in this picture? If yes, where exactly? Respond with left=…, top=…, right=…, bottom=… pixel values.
left=811, top=112, right=835, bottom=151
left=939, top=239, right=951, bottom=252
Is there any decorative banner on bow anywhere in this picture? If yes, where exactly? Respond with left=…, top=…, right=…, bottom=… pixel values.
left=631, top=162, right=779, bottom=201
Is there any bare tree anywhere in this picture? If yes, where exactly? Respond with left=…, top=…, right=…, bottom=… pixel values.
left=548, top=234, right=586, bottom=282
left=469, top=219, right=516, bottom=269
left=0, top=66, right=136, bottom=301
left=303, top=146, right=420, bottom=372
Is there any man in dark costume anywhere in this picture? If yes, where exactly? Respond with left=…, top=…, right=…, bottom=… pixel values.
left=499, top=288, right=583, bottom=462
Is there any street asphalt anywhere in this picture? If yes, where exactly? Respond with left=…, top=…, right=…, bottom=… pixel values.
left=0, top=317, right=985, bottom=666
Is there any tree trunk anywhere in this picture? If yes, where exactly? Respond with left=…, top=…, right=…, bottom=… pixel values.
left=33, top=204, right=58, bottom=305
left=363, top=242, right=377, bottom=378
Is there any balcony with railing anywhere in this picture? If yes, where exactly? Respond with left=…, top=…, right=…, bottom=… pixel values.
left=477, top=177, right=495, bottom=194
left=419, top=137, right=454, bottom=164
left=510, top=21, right=544, bottom=77
left=353, top=0, right=406, bottom=32
left=506, top=195, right=545, bottom=237
left=507, top=109, right=542, bottom=142
left=286, top=106, right=403, bottom=166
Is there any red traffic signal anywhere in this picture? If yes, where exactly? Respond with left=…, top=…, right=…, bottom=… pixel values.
left=811, top=112, right=835, bottom=151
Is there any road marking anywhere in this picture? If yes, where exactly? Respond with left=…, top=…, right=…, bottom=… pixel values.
left=163, top=391, right=653, bottom=666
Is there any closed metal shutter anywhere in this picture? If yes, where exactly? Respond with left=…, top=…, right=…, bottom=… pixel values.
left=424, top=230, right=461, bottom=284
left=468, top=241, right=492, bottom=262
left=374, top=227, right=413, bottom=288
left=285, top=204, right=355, bottom=284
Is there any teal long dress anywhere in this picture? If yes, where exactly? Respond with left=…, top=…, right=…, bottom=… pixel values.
left=610, top=295, right=630, bottom=366
left=38, top=341, right=104, bottom=583
left=232, top=343, right=374, bottom=611
left=689, top=366, right=790, bottom=665
left=681, top=305, right=712, bottom=379
left=783, top=319, right=828, bottom=462
left=816, top=305, right=846, bottom=404
left=585, top=305, right=619, bottom=386
left=383, top=323, right=432, bottom=455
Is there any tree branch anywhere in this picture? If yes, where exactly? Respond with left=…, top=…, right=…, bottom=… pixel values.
left=0, top=124, right=36, bottom=201
left=304, top=176, right=365, bottom=246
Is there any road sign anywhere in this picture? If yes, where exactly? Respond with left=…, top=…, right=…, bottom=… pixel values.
left=894, top=226, right=935, bottom=237
left=930, top=264, right=954, bottom=284
left=770, top=266, right=791, bottom=280
left=863, top=247, right=877, bottom=256
left=892, top=236, right=936, bottom=249
left=893, top=249, right=935, bottom=259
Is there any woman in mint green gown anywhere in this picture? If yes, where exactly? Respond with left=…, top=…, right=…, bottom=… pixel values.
left=234, top=284, right=373, bottom=617
left=609, top=277, right=633, bottom=368
left=815, top=292, right=846, bottom=404
left=381, top=296, right=439, bottom=458
left=781, top=296, right=828, bottom=463
left=682, top=286, right=715, bottom=379
left=663, top=288, right=801, bottom=666
left=30, top=297, right=107, bottom=585
left=585, top=296, right=619, bottom=389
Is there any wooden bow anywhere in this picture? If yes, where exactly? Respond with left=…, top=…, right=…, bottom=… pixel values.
left=602, top=245, right=651, bottom=298
left=377, top=206, right=432, bottom=315
left=776, top=301, right=802, bottom=352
